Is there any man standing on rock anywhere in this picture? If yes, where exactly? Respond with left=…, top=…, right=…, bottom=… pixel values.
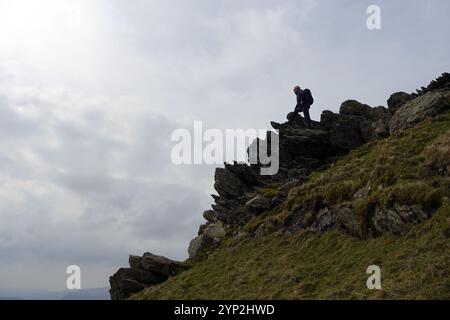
left=289, top=85, right=314, bottom=127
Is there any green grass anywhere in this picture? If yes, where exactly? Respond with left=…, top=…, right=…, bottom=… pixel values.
left=133, top=200, right=450, bottom=299
left=133, top=112, right=450, bottom=300
left=257, top=112, right=450, bottom=235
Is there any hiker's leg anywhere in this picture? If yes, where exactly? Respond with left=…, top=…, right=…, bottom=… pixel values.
left=303, top=107, right=312, bottom=127
left=289, top=109, right=300, bottom=123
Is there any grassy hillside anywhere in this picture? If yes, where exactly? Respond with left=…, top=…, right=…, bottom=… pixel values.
left=133, top=112, right=450, bottom=300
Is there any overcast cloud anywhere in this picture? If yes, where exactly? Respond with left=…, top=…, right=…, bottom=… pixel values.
left=0, top=0, right=449, bottom=290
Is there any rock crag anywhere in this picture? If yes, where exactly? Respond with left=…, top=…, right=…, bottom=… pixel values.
left=109, top=73, right=450, bottom=300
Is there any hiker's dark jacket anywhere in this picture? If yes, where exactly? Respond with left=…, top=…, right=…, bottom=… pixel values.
left=295, top=89, right=311, bottom=111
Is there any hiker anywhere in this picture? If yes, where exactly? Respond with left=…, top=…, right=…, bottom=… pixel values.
left=289, top=85, right=314, bottom=127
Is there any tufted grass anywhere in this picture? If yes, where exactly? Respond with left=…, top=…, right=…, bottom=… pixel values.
left=132, top=112, right=450, bottom=300
left=133, top=200, right=450, bottom=299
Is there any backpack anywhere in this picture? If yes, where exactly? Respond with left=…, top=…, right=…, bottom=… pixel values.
left=302, top=88, right=314, bottom=106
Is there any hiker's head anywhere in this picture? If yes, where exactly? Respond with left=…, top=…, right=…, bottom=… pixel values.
left=293, top=86, right=301, bottom=94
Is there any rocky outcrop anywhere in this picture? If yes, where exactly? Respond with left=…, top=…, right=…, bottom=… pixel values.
left=109, top=253, right=188, bottom=300
left=411, top=72, right=450, bottom=97
left=390, top=89, right=450, bottom=132
left=372, top=205, right=429, bottom=235
left=387, top=92, right=414, bottom=114
left=187, top=100, right=394, bottom=260
left=389, top=72, right=450, bottom=132
left=321, top=100, right=391, bottom=151
left=110, top=72, right=450, bottom=299
left=188, top=73, right=450, bottom=260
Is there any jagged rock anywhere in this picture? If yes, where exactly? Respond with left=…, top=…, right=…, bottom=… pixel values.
left=340, top=100, right=372, bottom=116
left=281, top=127, right=332, bottom=159
left=188, top=229, right=221, bottom=260
left=198, top=223, right=208, bottom=235
left=271, top=121, right=281, bottom=130
left=203, top=221, right=226, bottom=241
left=109, top=267, right=167, bottom=300
left=214, top=168, right=249, bottom=199
left=286, top=112, right=320, bottom=127
left=188, top=234, right=213, bottom=260
left=203, top=210, right=219, bottom=222
left=311, top=207, right=336, bottom=232
left=321, top=104, right=390, bottom=146
left=360, top=107, right=391, bottom=141
left=245, top=195, right=271, bottom=213
left=320, top=110, right=339, bottom=129
left=109, top=252, right=189, bottom=300
left=111, top=73, right=450, bottom=301
left=129, top=252, right=189, bottom=277
left=225, top=162, right=261, bottom=188
left=334, top=206, right=363, bottom=238
left=321, top=112, right=364, bottom=151
left=372, top=205, right=428, bottom=235
left=387, top=92, right=414, bottom=114
left=390, top=90, right=450, bottom=132
left=211, top=194, right=220, bottom=201
left=411, top=72, right=450, bottom=97
left=210, top=195, right=247, bottom=225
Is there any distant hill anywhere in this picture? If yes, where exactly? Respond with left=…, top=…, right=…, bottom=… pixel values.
left=0, top=287, right=110, bottom=300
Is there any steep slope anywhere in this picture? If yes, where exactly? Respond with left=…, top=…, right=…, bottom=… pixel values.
left=133, top=110, right=450, bottom=299
left=110, top=73, right=450, bottom=300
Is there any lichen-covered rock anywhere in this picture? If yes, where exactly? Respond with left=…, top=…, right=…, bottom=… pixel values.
left=372, top=205, right=429, bottom=235
left=311, top=207, right=336, bottom=232
left=390, top=90, right=450, bottom=132
left=188, top=233, right=214, bottom=260
left=203, top=221, right=226, bottom=241
left=308, top=206, right=363, bottom=237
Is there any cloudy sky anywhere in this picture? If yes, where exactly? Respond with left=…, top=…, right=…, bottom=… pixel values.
left=0, top=0, right=449, bottom=291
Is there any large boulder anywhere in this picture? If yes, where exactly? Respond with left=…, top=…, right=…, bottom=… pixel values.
left=203, top=221, right=226, bottom=241
left=214, top=168, right=249, bottom=199
left=326, top=115, right=364, bottom=151
left=109, top=268, right=167, bottom=300
left=129, top=252, right=189, bottom=277
left=387, top=92, right=414, bottom=114
left=339, top=100, right=372, bottom=116
left=109, top=252, right=189, bottom=300
left=372, top=205, right=429, bottom=235
left=320, top=102, right=391, bottom=152
left=390, top=90, right=450, bottom=133
left=281, top=127, right=332, bottom=159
